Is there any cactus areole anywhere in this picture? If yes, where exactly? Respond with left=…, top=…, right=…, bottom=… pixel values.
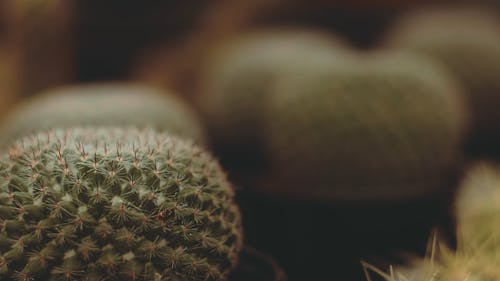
left=0, top=127, right=243, bottom=281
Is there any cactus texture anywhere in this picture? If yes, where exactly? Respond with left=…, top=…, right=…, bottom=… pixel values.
left=383, top=7, right=500, bottom=150
left=198, top=29, right=348, bottom=149
left=263, top=52, right=467, bottom=201
left=0, top=83, right=205, bottom=146
left=0, top=127, right=243, bottom=281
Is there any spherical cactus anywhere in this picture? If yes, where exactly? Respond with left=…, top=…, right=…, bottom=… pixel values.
left=197, top=28, right=349, bottom=177
left=262, top=52, right=467, bottom=201
left=0, top=127, right=243, bottom=281
left=383, top=7, right=500, bottom=153
left=0, top=83, right=205, bottom=146
left=199, top=28, right=348, bottom=143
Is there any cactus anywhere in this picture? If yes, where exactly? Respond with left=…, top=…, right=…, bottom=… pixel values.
left=198, top=28, right=349, bottom=152
left=383, top=7, right=500, bottom=152
left=455, top=162, right=500, bottom=257
left=262, top=52, right=467, bottom=201
left=0, top=83, right=205, bottom=146
left=363, top=242, right=500, bottom=281
left=0, top=127, right=243, bottom=281
left=364, top=163, right=500, bottom=281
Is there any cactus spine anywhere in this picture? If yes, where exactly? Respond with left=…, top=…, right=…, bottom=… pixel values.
left=0, top=127, right=243, bottom=281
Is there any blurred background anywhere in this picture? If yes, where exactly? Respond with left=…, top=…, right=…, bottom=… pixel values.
left=0, top=0, right=495, bottom=99
left=0, top=1, right=499, bottom=281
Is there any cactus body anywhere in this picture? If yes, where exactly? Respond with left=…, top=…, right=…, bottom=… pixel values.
left=384, top=7, right=500, bottom=152
left=263, top=52, right=467, bottom=201
left=367, top=162, right=500, bottom=281
left=198, top=29, right=348, bottom=150
left=0, top=83, right=205, bottom=145
left=455, top=162, right=500, bottom=255
left=365, top=245, right=500, bottom=281
left=0, top=127, right=242, bottom=281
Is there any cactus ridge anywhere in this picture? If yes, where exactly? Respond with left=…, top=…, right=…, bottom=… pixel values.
left=0, top=127, right=242, bottom=281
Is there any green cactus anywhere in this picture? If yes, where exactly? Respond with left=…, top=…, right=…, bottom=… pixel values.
left=455, top=162, right=500, bottom=256
left=0, top=83, right=205, bottom=146
left=363, top=242, right=500, bottom=281
left=0, top=127, right=243, bottom=281
left=198, top=28, right=349, bottom=151
left=363, top=164, right=500, bottom=281
left=383, top=7, right=500, bottom=151
left=262, top=52, right=467, bottom=201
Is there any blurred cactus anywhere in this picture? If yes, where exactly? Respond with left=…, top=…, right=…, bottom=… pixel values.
left=0, top=127, right=243, bottom=280
left=0, top=83, right=205, bottom=146
left=455, top=162, right=500, bottom=255
left=263, top=52, right=467, bottom=201
left=363, top=242, right=500, bottom=281
left=383, top=7, right=500, bottom=154
left=197, top=29, right=348, bottom=178
left=365, top=162, right=500, bottom=281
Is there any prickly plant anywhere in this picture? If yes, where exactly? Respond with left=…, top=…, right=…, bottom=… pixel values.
left=198, top=28, right=349, bottom=153
left=362, top=239, right=500, bottom=281
left=455, top=162, right=500, bottom=257
left=263, top=52, right=467, bottom=201
left=383, top=7, right=500, bottom=151
left=0, top=83, right=205, bottom=146
left=0, top=127, right=243, bottom=281
left=363, top=162, right=500, bottom=281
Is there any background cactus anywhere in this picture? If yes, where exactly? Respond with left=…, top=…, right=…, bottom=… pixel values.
left=0, top=83, right=205, bottom=146
left=197, top=28, right=349, bottom=179
left=455, top=162, right=500, bottom=257
left=0, top=127, right=243, bottom=281
left=199, top=28, right=348, bottom=143
left=365, top=162, right=500, bottom=281
left=382, top=7, right=500, bottom=155
left=364, top=243, right=500, bottom=281
left=262, top=52, right=467, bottom=201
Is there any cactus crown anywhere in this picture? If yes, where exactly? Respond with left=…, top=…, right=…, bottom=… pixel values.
left=455, top=162, right=500, bottom=258
left=199, top=29, right=349, bottom=144
left=384, top=7, right=500, bottom=136
left=0, top=83, right=205, bottom=147
left=0, top=127, right=242, bottom=281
